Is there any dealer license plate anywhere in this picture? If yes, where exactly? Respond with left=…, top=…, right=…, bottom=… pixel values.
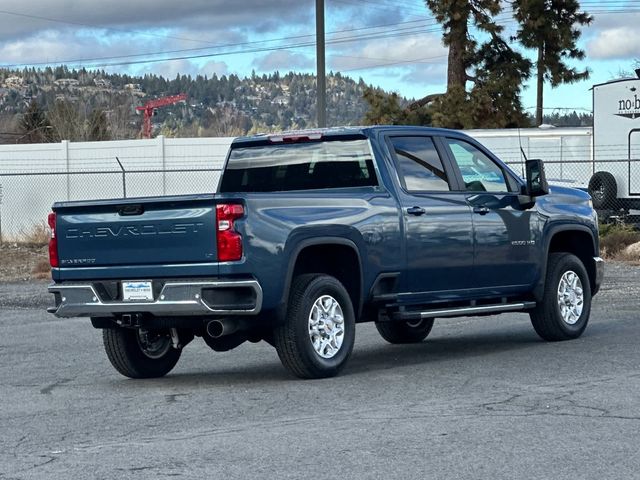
left=122, top=281, right=154, bottom=301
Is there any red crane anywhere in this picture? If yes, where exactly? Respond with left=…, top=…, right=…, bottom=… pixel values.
left=136, top=93, right=187, bottom=139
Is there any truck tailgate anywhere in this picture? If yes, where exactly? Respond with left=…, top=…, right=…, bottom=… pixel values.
left=53, top=195, right=217, bottom=271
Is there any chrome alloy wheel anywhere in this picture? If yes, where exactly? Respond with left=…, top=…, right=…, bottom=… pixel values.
left=557, top=270, right=584, bottom=325
left=136, top=329, right=172, bottom=359
left=308, top=295, right=345, bottom=359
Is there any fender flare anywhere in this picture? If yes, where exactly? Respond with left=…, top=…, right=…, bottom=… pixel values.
left=279, top=236, right=364, bottom=317
left=534, top=223, right=597, bottom=301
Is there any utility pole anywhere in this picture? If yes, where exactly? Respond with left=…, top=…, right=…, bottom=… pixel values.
left=316, top=0, right=326, bottom=128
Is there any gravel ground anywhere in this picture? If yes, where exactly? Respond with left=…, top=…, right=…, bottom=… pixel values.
left=0, top=243, right=49, bottom=282
left=0, top=280, right=51, bottom=310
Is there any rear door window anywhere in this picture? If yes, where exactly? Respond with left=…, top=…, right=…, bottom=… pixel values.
left=220, top=139, right=377, bottom=192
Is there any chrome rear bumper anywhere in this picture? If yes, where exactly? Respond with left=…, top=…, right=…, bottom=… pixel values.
left=48, top=280, right=262, bottom=318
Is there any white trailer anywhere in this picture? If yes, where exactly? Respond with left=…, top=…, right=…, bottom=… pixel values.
left=590, top=78, right=640, bottom=210
left=466, top=126, right=593, bottom=191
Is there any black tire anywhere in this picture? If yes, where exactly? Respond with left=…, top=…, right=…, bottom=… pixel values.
left=375, top=318, right=434, bottom=344
left=588, top=171, right=617, bottom=210
left=102, top=328, right=181, bottom=379
left=530, top=253, right=592, bottom=341
left=274, top=274, right=356, bottom=379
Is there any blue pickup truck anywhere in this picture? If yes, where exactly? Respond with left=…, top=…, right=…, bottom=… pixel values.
left=47, top=126, right=603, bottom=379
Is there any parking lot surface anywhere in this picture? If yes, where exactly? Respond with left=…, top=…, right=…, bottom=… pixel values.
left=1, top=262, right=639, bottom=479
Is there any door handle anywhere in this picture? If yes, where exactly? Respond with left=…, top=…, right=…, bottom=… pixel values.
left=473, top=206, right=490, bottom=215
left=407, top=206, right=426, bottom=216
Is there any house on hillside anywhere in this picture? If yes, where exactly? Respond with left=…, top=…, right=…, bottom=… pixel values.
left=3, top=76, right=23, bottom=89
left=272, top=96, right=288, bottom=106
left=94, top=78, right=112, bottom=89
left=54, top=78, right=79, bottom=88
left=123, top=83, right=145, bottom=97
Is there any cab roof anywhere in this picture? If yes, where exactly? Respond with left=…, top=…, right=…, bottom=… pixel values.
left=231, top=125, right=467, bottom=147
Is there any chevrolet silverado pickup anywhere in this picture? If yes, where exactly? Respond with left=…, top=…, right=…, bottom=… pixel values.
left=47, top=126, right=604, bottom=379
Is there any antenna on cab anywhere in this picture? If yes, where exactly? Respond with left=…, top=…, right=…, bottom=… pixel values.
left=518, top=127, right=527, bottom=178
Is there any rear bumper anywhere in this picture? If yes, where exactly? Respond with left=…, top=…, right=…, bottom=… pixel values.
left=593, top=256, right=604, bottom=295
left=48, top=279, right=263, bottom=318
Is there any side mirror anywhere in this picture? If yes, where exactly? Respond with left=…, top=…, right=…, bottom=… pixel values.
left=525, top=159, right=549, bottom=197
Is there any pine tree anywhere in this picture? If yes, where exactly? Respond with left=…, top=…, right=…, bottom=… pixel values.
left=423, top=0, right=531, bottom=128
left=362, top=87, right=431, bottom=126
left=425, top=0, right=502, bottom=93
left=18, top=100, right=51, bottom=143
left=512, top=0, right=592, bottom=126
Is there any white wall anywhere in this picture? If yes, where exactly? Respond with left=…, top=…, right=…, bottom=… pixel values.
left=466, top=127, right=593, bottom=186
left=0, top=136, right=233, bottom=239
left=0, top=129, right=598, bottom=239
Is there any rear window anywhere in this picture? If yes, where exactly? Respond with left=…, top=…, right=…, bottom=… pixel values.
left=219, top=139, right=378, bottom=192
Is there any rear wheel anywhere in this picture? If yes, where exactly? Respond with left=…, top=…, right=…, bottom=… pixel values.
left=103, top=327, right=181, bottom=378
left=375, top=318, right=434, bottom=344
left=274, top=274, right=355, bottom=379
left=530, top=253, right=592, bottom=341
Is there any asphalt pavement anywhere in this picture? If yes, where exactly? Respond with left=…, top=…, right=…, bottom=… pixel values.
left=0, top=263, right=639, bottom=479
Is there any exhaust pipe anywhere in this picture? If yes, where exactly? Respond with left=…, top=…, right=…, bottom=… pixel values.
left=206, top=319, right=240, bottom=338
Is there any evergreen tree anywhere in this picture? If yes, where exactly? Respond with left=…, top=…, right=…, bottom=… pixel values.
left=426, top=0, right=498, bottom=90
left=18, top=100, right=52, bottom=143
left=513, top=0, right=592, bottom=126
left=362, top=88, right=431, bottom=126
left=423, top=0, right=531, bottom=128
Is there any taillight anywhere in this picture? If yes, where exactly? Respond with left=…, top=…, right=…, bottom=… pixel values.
left=216, top=204, right=244, bottom=262
left=48, top=212, right=59, bottom=268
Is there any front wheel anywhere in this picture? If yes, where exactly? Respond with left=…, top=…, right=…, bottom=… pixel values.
left=530, top=253, right=592, bottom=341
left=274, top=274, right=355, bottom=379
left=102, top=327, right=181, bottom=378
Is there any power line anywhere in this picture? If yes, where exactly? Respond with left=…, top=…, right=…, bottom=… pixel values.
left=2, top=3, right=635, bottom=71
left=1, top=18, right=444, bottom=69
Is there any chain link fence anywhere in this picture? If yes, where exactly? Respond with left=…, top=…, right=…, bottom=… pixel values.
left=469, top=129, right=640, bottom=222
left=1, top=131, right=639, bottom=241
left=0, top=167, right=222, bottom=242
left=0, top=136, right=231, bottom=241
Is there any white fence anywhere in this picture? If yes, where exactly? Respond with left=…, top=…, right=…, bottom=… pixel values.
left=0, top=127, right=599, bottom=240
left=0, top=136, right=233, bottom=239
left=467, top=127, right=594, bottom=186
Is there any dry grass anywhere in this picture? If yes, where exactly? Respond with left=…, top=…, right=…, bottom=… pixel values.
left=31, top=258, right=52, bottom=280
left=13, top=221, right=51, bottom=246
left=0, top=243, right=49, bottom=281
left=599, top=223, right=640, bottom=259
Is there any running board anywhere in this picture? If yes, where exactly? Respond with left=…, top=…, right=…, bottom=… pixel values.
left=392, top=302, right=537, bottom=321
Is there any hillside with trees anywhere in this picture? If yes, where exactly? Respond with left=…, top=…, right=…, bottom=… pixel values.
left=0, top=67, right=381, bottom=142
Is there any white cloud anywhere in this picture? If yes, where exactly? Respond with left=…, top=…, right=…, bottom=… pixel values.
left=0, top=1, right=311, bottom=42
left=329, top=35, right=447, bottom=83
left=588, top=27, right=640, bottom=60
left=253, top=51, right=314, bottom=72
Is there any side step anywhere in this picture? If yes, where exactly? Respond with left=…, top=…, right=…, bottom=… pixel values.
left=391, top=301, right=537, bottom=321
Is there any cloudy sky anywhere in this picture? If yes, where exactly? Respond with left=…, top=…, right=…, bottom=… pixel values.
left=0, top=0, right=637, bottom=116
